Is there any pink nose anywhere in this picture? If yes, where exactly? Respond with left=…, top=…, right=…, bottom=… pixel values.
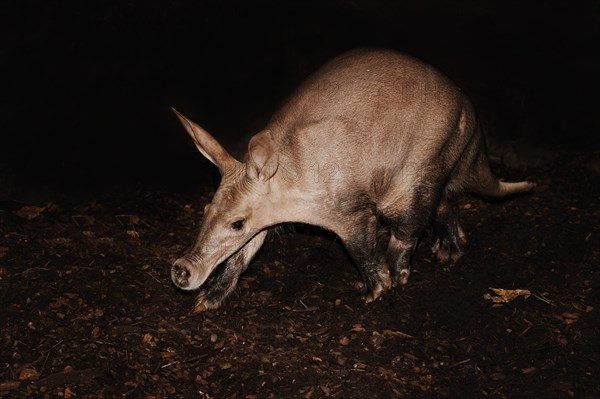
left=171, top=258, right=192, bottom=288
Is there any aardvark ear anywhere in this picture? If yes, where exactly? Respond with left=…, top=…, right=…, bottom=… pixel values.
left=172, top=108, right=239, bottom=173
left=246, top=131, right=279, bottom=182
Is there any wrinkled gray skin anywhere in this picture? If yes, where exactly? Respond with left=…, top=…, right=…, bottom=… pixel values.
left=171, top=48, right=534, bottom=312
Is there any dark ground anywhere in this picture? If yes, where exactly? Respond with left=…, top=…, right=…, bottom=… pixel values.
left=0, top=154, right=598, bottom=398
left=1, top=0, right=599, bottom=398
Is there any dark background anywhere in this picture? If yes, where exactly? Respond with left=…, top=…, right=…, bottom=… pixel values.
left=1, top=0, right=598, bottom=201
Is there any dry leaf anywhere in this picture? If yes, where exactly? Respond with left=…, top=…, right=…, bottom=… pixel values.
left=522, top=367, right=538, bottom=374
left=483, top=287, right=531, bottom=304
left=561, top=312, right=579, bottom=320
left=219, top=362, right=232, bottom=370
left=560, top=312, right=579, bottom=325
left=15, top=204, right=50, bottom=220
left=18, top=367, right=39, bottom=381
left=353, top=362, right=367, bottom=370
left=0, top=381, right=20, bottom=391
left=143, top=333, right=156, bottom=347
left=383, top=329, right=413, bottom=339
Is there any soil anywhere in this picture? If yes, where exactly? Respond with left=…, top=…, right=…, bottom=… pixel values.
left=0, top=154, right=598, bottom=398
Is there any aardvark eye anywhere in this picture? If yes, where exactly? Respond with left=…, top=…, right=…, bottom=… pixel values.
left=231, top=219, right=245, bottom=230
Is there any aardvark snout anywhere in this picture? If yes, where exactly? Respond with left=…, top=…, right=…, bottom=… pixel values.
left=171, top=258, right=193, bottom=289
